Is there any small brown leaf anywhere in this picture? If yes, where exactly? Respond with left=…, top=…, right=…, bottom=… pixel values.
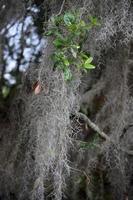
left=32, top=81, right=42, bottom=95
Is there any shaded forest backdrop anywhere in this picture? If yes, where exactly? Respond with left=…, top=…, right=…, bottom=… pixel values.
left=0, top=0, right=133, bottom=200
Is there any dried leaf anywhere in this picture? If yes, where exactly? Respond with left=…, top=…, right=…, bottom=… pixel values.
left=32, top=81, right=42, bottom=95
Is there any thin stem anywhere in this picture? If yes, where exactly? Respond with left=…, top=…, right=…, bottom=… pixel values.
left=76, top=112, right=133, bottom=156
left=56, top=0, right=66, bottom=16
left=76, top=112, right=111, bottom=141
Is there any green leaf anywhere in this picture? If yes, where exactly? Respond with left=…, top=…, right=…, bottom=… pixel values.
left=63, top=58, right=70, bottom=67
left=85, top=57, right=93, bottom=63
left=54, top=31, right=63, bottom=38
left=45, top=31, right=53, bottom=36
left=67, top=24, right=78, bottom=33
left=64, top=13, right=75, bottom=26
left=80, top=52, right=89, bottom=59
left=79, top=20, right=86, bottom=27
left=89, top=16, right=100, bottom=26
left=71, top=45, right=80, bottom=49
left=83, top=68, right=88, bottom=73
left=64, top=68, right=72, bottom=81
left=84, top=63, right=95, bottom=69
left=53, top=39, right=65, bottom=48
left=71, top=48, right=77, bottom=58
left=2, top=86, right=10, bottom=98
left=88, top=64, right=95, bottom=69
left=83, top=56, right=95, bottom=69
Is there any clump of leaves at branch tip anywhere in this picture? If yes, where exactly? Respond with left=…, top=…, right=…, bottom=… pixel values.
left=45, top=11, right=100, bottom=80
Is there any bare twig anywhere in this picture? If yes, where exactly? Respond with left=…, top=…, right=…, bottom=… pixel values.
left=56, top=0, right=66, bottom=16
left=75, top=112, right=133, bottom=156
left=76, top=112, right=111, bottom=141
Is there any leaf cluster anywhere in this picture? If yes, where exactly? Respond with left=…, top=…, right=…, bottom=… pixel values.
left=45, top=11, right=100, bottom=80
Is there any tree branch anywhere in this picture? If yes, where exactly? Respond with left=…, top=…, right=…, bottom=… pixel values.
left=76, top=112, right=133, bottom=156
left=76, top=112, right=111, bottom=141
left=56, top=0, right=66, bottom=16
